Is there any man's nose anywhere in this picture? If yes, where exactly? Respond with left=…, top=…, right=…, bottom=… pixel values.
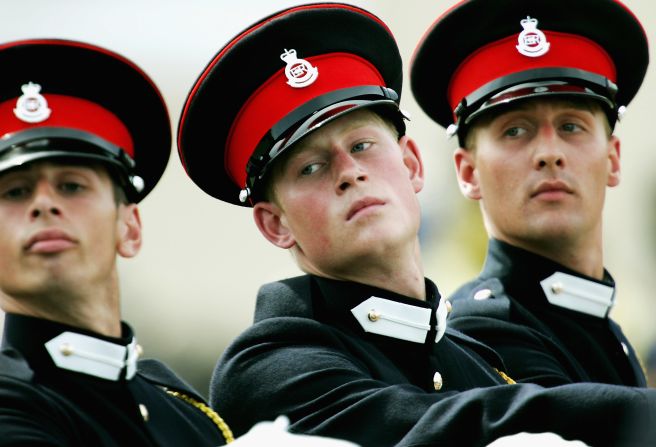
left=29, top=182, right=62, bottom=220
left=335, top=152, right=367, bottom=193
left=533, top=126, right=566, bottom=170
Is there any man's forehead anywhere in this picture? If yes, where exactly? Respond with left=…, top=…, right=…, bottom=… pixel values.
left=485, top=97, right=603, bottom=122
left=0, top=159, right=108, bottom=178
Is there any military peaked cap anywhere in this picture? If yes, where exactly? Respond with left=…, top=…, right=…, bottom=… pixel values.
left=178, top=2, right=405, bottom=206
left=0, top=39, right=171, bottom=202
left=410, top=0, right=649, bottom=145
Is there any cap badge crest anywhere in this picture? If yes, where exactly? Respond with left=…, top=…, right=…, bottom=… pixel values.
left=14, top=82, right=52, bottom=123
left=516, top=16, right=550, bottom=58
left=280, top=49, right=318, bottom=88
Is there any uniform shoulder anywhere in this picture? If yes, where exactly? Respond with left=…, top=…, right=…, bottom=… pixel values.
left=0, top=348, right=34, bottom=382
left=254, top=275, right=314, bottom=322
left=0, top=349, right=66, bottom=414
left=448, top=277, right=512, bottom=320
left=137, top=358, right=205, bottom=402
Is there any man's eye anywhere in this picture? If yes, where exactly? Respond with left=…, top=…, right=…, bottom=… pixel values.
left=503, top=127, right=526, bottom=137
left=352, top=141, right=372, bottom=153
left=59, top=182, right=85, bottom=193
left=2, top=186, right=30, bottom=200
left=561, top=122, right=582, bottom=132
left=300, top=163, right=322, bottom=176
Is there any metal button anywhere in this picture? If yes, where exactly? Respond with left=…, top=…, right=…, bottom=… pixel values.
left=367, top=310, right=380, bottom=322
left=238, top=188, right=250, bottom=203
left=446, top=123, right=458, bottom=138
left=433, top=371, right=443, bottom=391
left=550, top=282, right=564, bottom=294
left=621, top=342, right=629, bottom=356
left=473, top=289, right=492, bottom=300
left=130, top=175, right=145, bottom=193
left=60, top=343, right=74, bottom=356
left=139, top=404, right=149, bottom=422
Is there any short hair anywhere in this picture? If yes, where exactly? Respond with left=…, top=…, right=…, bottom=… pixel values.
left=109, top=173, right=129, bottom=205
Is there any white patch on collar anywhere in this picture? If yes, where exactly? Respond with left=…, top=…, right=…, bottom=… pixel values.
left=540, top=271, right=615, bottom=318
left=45, top=332, right=139, bottom=381
left=434, top=295, right=448, bottom=343
left=351, top=295, right=449, bottom=344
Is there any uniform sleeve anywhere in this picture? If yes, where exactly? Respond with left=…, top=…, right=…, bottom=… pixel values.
left=0, top=377, right=72, bottom=446
left=448, top=313, right=581, bottom=386
left=209, top=317, right=656, bottom=447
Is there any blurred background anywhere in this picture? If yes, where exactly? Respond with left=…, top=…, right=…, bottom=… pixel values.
left=1, top=0, right=655, bottom=395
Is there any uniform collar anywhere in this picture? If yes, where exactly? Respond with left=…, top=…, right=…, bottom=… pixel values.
left=311, top=275, right=448, bottom=344
left=2, top=313, right=140, bottom=381
left=481, top=239, right=616, bottom=318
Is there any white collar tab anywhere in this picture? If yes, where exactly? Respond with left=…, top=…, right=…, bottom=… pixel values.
left=45, top=331, right=140, bottom=381
left=351, top=296, right=448, bottom=344
left=540, top=271, right=615, bottom=318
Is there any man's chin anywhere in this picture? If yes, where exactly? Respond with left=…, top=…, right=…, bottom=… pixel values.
left=508, top=225, right=584, bottom=249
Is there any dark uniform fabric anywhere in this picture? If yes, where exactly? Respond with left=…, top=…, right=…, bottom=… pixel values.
left=0, top=313, right=226, bottom=446
left=210, top=274, right=656, bottom=447
left=448, top=238, right=646, bottom=387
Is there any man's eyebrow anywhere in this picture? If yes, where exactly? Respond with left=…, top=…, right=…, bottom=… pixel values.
left=0, top=169, right=33, bottom=183
left=277, top=116, right=383, bottom=169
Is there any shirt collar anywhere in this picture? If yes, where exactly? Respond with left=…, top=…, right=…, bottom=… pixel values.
left=311, top=275, right=449, bottom=344
left=2, top=313, right=140, bottom=381
left=481, top=238, right=616, bottom=318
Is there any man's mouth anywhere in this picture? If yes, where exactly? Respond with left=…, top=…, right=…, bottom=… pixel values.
left=347, top=197, right=386, bottom=221
left=530, top=180, right=574, bottom=199
left=25, top=229, right=76, bottom=254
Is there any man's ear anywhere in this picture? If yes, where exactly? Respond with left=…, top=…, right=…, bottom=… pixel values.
left=607, top=135, right=621, bottom=188
left=454, top=147, right=481, bottom=200
left=253, top=201, right=296, bottom=249
left=399, top=136, right=424, bottom=193
left=117, top=204, right=142, bottom=258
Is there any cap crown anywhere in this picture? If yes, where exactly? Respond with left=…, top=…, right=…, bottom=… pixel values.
left=178, top=3, right=403, bottom=206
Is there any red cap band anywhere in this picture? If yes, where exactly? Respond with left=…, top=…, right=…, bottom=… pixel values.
left=448, top=31, right=617, bottom=119
left=225, top=52, right=385, bottom=188
left=0, top=93, right=134, bottom=157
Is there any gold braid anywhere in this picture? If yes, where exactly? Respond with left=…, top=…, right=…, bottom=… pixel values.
left=166, top=390, right=235, bottom=443
left=494, top=368, right=516, bottom=384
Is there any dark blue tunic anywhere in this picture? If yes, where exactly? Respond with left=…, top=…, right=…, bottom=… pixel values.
left=210, top=274, right=655, bottom=447
left=449, top=238, right=645, bottom=387
left=0, top=313, right=229, bottom=446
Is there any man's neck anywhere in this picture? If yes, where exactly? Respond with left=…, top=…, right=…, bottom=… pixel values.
left=497, top=236, right=604, bottom=280
left=300, top=239, right=426, bottom=300
left=0, top=287, right=122, bottom=337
